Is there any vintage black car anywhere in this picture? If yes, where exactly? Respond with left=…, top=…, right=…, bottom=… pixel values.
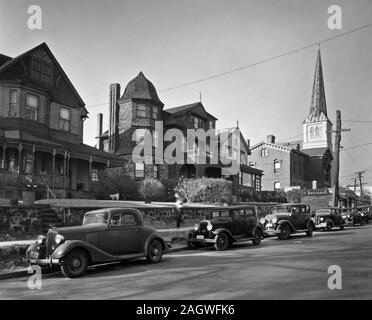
left=314, top=207, right=345, bottom=231
left=26, top=208, right=169, bottom=278
left=262, top=204, right=315, bottom=240
left=342, top=208, right=364, bottom=226
left=187, top=205, right=264, bottom=251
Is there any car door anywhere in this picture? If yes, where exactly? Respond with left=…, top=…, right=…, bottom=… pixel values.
left=98, top=210, right=141, bottom=255
left=244, top=207, right=257, bottom=237
left=289, top=205, right=301, bottom=229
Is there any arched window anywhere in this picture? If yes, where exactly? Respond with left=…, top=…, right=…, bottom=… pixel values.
left=309, top=127, right=314, bottom=139
left=315, top=126, right=320, bottom=137
left=261, top=148, right=268, bottom=157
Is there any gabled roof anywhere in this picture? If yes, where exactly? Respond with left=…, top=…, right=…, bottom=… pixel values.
left=120, top=71, right=164, bottom=107
left=164, top=102, right=217, bottom=120
left=250, top=141, right=309, bottom=157
left=0, top=54, right=12, bottom=66
left=0, top=42, right=87, bottom=114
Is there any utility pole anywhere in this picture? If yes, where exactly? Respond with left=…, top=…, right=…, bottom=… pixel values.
left=332, top=110, right=351, bottom=207
left=355, top=171, right=366, bottom=197
left=353, top=178, right=357, bottom=193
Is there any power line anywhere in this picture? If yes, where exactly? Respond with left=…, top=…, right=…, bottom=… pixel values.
left=342, top=141, right=372, bottom=151
left=84, top=22, right=372, bottom=108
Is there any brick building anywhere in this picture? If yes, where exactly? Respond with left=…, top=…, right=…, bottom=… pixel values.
left=0, top=43, right=122, bottom=200
left=97, top=71, right=263, bottom=192
left=249, top=49, right=333, bottom=191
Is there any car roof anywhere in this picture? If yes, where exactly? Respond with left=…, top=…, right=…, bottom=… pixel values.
left=84, top=207, right=143, bottom=215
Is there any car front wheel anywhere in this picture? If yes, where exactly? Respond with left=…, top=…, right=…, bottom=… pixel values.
left=147, top=239, right=163, bottom=263
left=252, top=228, right=263, bottom=246
left=277, top=224, right=291, bottom=240
left=326, top=222, right=332, bottom=232
left=340, top=223, right=345, bottom=230
left=214, top=233, right=230, bottom=251
left=60, top=249, right=88, bottom=278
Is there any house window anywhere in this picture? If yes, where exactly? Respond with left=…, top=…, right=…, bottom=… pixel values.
left=135, top=163, right=145, bottom=178
left=31, top=58, right=52, bottom=85
left=91, top=168, right=99, bottom=182
left=274, top=160, right=281, bottom=173
left=136, top=104, right=148, bottom=118
left=209, top=121, right=214, bottom=129
left=241, top=172, right=253, bottom=187
left=25, top=94, right=39, bottom=121
left=9, top=90, right=17, bottom=117
left=152, top=106, right=159, bottom=120
left=274, top=181, right=281, bottom=190
left=194, top=116, right=199, bottom=129
left=153, top=165, right=159, bottom=179
left=261, top=148, right=268, bottom=157
left=248, top=161, right=255, bottom=167
left=240, top=152, right=247, bottom=165
left=59, top=107, right=71, bottom=131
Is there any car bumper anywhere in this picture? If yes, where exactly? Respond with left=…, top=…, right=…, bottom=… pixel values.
left=264, top=228, right=280, bottom=235
left=29, top=257, right=60, bottom=266
left=188, top=235, right=217, bottom=244
left=315, top=222, right=327, bottom=229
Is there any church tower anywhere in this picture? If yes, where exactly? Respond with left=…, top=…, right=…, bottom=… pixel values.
left=302, top=49, right=333, bottom=151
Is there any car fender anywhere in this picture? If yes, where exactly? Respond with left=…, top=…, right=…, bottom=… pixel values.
left=325, top=219, right=334, bottom=227
left=144, top=232, right=167, bottom=254
left=51, top=240, right=116, bottom=263
left=253, top=224, right=264, bottom=235
left=307, top=219, right=316, bottom=229
left=25, top=242, right=39, bottom=257
left=276, top=219, right=296, bottom=231
left=213, top=228, right=235, bottom=241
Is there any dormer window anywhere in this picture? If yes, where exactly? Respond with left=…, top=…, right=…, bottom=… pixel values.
left=136, top=104, right=148, bottom=118
left=152, top=106, right=159, bottom=120
left=9, top=90, right=17, bottom=117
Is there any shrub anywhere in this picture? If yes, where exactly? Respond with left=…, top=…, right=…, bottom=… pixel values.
left=174, top=177, right=233, bottom=204
left=286, top=189, right=304, bottom=203
left=159, top=179, right=179, bottom=202
left=139, top=179, right=165, bottom=203
left=94, top=173, right=140, bottom=200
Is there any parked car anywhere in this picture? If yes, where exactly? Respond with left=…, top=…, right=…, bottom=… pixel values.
left=314, top=207, right=345, bottom=231
left=342, top=208, right=364, bottom=227
left=261, top=204, right=315, bottom=240
left=26, top=208, right=169, bottom=278
left=357, top=206, right=371, bottom=224
left=187, top=205, right=264, bottom=251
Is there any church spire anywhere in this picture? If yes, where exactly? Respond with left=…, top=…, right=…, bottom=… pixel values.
left=308, top=48, right=327, bottom=121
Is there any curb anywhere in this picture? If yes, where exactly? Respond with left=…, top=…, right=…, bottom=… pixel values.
left=0, top=270, right=29, bottom=280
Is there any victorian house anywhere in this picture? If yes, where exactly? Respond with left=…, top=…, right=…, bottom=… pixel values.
left=97, top=71, right=263, bottom=193
left=249, top=49, right=333, bottom=191
left=0, top=43, right=122, bottom=200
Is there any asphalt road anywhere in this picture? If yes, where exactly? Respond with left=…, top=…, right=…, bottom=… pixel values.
left=0, top=225, right=371, bottom=300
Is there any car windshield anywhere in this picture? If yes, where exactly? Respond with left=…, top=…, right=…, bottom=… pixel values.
left=272, top=206, right=291, bottom=214
left=83, top=212, right=109, bottom=225
left=211, top=211, right=230, bottom=218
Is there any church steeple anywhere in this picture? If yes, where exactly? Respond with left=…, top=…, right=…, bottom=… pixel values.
left=307, top=48, right=328, bottom=122
left=302, top=48, right=332, bottom=150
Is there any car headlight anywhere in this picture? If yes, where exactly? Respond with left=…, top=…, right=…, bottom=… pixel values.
left=207, top=222, right=213, bottom=231
left=193, top=224, right=199, bottom=231
left=320, top=217, right=324, bottom=222
left=347, top=215, right=350, bottom=218
left=55, top=234, right=65, bottom=245
left=360, top=213, right=364, bottom=217
left=37, top=235, right=46, bottom=244
left=260, top=218, right=266, bottom=224
left=271, top=217, right=278, bottom=224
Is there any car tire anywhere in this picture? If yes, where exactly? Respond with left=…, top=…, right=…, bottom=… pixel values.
left=252, top=228, right=262, bottom=246
left=277, top=224, right=291, bottom=240
left=340, top=223, right=345, bottom=230
left=60, top=249, right=88, bottom=278
left=306, top=223, right=314, bottom=237
left=146, top=239, right=163, bottom=263
left=326, top=223, right=332, bottom=232
left=214, top=233, right=230, bottom=251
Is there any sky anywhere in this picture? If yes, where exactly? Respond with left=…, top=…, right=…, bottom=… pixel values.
left=0, top=0, right=372, bottom=188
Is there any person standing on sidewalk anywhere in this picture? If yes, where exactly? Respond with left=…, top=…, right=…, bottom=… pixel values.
left=175, top=192, right=184, bottom=229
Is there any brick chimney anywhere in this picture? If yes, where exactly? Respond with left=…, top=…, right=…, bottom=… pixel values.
left=266, top=135, right=276, bottom=144
left=96, top=113, right=103, bottom=150
left=108, top=83, right=121, bottom=153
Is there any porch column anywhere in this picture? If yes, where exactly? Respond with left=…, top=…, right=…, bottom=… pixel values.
left=89, top=156, right=92, bottom=192
left=52, top=149, right=56, bottom=188
left=32, top=145, right=36, bottom=176
left=2, top=143, right=6, bottom=169
left=66, top=153, right=70, bottom=191
left=63, top=151, right=67, bottom=191
left=17, top=144, right=22, bottom=173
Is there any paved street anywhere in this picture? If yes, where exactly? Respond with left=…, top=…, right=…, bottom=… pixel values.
left=0, top=225, right=371, bottom=300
